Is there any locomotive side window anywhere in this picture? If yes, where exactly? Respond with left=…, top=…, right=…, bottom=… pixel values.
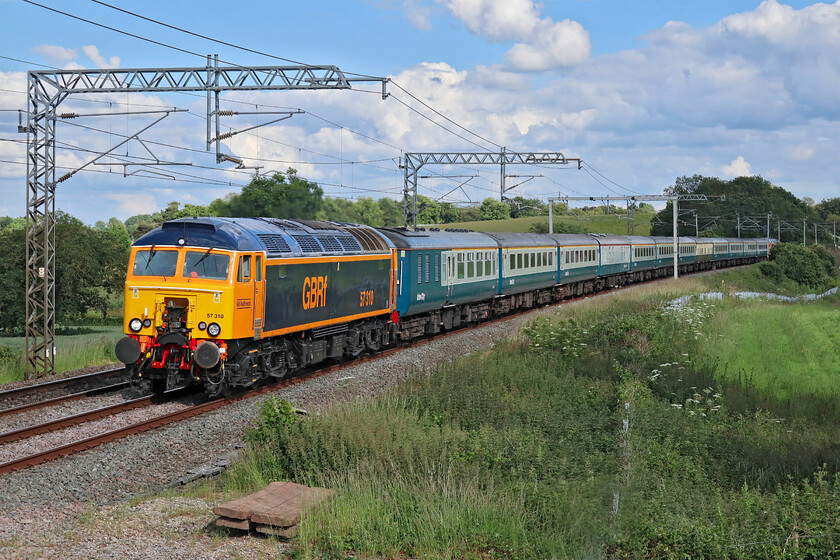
left=255, top=255, right=262, bottom=281
left=183, top=251, right=230, bottom=280
left=237, top=255, right=251, bottom=282
left=133, top=249, right=177, bottom=277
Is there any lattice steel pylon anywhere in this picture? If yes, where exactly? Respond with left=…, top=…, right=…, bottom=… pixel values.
left=24, top=58, right=388, bottom=379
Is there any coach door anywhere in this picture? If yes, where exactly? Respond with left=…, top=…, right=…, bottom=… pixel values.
left=445, top=253, right=455, bottom=298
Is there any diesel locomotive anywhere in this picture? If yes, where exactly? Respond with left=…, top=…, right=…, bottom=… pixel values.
left=115, top=216, right=771, bottom=396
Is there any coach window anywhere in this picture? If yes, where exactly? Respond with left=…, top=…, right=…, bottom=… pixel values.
left=457, top=253, right=465, bottom=279
left=467, top=254, right=474, bottom=278
left=237, top=254, right=251, bottom=282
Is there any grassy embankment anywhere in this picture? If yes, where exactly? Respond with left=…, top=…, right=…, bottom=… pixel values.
left=211, top=270, right=840, bottom=559
left=0, top=324, right=123, bottom=385
left=430, top=213, right=653, bottom=235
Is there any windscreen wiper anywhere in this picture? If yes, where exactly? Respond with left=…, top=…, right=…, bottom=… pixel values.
left=193, top=247, right=214, bottom=268
left=144, top=245, right=157, bottom=269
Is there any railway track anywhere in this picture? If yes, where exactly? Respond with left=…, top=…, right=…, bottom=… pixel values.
left=0, top=323, right=481, bottom=476
left=0, top=367, right=127, bottom=413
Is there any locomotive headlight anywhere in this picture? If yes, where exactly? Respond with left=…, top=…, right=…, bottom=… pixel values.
left=207, top=322, right=221, bottom=337
left=129, top=318, right=143, bottom=332
left=143, top=319, right=151, bottom=328
left=198, top=321, right=207, bottom=331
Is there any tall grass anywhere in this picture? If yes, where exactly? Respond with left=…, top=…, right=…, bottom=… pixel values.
left=0, top=327, right=122, bottom=384
left=221, top=268, right=840, bottom=558
left=226, top=351, right=616, bottom=559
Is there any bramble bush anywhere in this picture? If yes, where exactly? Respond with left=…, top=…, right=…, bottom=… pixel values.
left=767, top=242, right=837, bottom=289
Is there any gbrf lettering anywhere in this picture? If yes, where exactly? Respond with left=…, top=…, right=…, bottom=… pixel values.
left=302, top=275, right=328, bottom=310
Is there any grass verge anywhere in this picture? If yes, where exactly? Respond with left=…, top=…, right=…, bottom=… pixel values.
left=217, top=269, right=840, bottom=558
left=0, top=325, right=123, bottom=384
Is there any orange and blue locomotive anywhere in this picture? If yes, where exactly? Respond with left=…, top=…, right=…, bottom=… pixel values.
left=115, top=217, right=395, bottom=397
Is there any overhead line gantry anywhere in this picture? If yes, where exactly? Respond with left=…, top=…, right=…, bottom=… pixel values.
left=401, top=149, right=581, bottom=228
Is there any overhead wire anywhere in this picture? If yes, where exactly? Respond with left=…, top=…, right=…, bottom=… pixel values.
left=88, top=0, right=501, bottom=151
left=13, top=0, right=544, bottom=208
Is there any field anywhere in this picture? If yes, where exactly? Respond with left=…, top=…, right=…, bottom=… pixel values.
left=214, top=272, right=840, bottom=559
left=429, top=212, right=653, bottom=235
left=701, top=303, right=840, bottom=410
left=0, top=325, right=123, bottom=384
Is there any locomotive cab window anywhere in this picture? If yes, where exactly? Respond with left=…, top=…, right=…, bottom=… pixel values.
left=183, top=251, right=230, bottom=280
left=237, top=254, right=252, bottom=282
left=133, top=249, right=177, bottom=277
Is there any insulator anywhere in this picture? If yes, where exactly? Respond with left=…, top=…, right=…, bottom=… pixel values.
left=59, top=113, right=77, bottom=119
left=57, top=172, right=73, bottom=183
left=218, top=110, right=236, bottom=116
left=218, top=131, right=234, bottom=140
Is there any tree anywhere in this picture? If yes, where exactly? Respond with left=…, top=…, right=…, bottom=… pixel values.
left=480, top=198, right=510, bottom=221
left=651, top=175, right=813, bottom=239
left=377, top=198, right=403, bottom=226
left=458, top=206, right=482, bottom=222
left=415, top=195, right=442, bottom=225
left=506, top=196, right=546, bottom=218
left=350, top=197, right=385, bottom=227
left=213, top=169, right=324, bottom=219
left=439, top=202, right=460, bottom=224
left=0, top=228, right=25, bottom=330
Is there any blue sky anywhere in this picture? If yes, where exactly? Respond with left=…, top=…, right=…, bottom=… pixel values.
left=0, top=0, right=837, bottom=223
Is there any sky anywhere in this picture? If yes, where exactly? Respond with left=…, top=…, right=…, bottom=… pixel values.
left=0, top=0, right=838, bottom=224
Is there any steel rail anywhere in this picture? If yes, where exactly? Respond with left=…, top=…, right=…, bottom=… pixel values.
left=0, top=381, right=131, bottom=419
left=0, top=394, right=153, bottom=444
left=0, top=367, right=125, bottom=402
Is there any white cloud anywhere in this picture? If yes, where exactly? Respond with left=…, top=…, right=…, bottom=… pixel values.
left=442, top=0, right=590, bottom=70
left=403, top=0, right=434, bottom=30
left=107, top=193, right=160, bottom=216
left=722, top=156, right=753, bottom=177
left=504, top=19, right=591, bottom=71
left=445, top=0, right=541, bottom=40
left=720, top=0, right=840, bottom=48
left=32, top=44, right=78, bottom=62
left=82, top=45, right=120, bottom=69
left=790, top=144, right=816, bottom=162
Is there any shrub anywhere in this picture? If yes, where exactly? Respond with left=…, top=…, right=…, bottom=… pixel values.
left=808, top=244, right=838, bottom=277
left=756, top=260, right=784, bottom=282
left=770, top=242, right=833, bottom=289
